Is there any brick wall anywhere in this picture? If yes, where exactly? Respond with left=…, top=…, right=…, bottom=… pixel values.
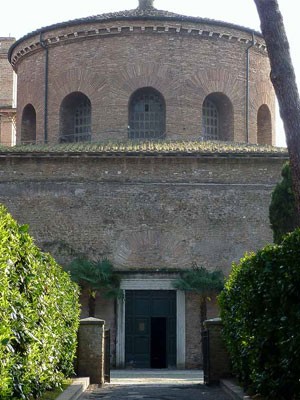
left=0, top=153, right=285, bottom=272
left=0, top=38, right=15, bottom=106
left=10, top=18, right=275, bottom=145
left=77, top=318, right=105, bottom=384
left=185, top=292, right=203, bottom=368
left=80, top=290, right=116, bottom=366
left=0, top=37, right=16, bottom=146
left=203, top=318, right=231, bottom=383
left=0, top=152, right=287, bottom=367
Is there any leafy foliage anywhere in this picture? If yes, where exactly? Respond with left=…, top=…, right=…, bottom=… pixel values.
left=67, top=257, right=122, bottom=316
left=173, top=264, right=224, bottom=294
left=219, top=229, right=300, bottom=399
left=173, top=264, right=224, bottom=327
left=0, top=205, right=80, bottom=399
left=269, top=161, right=299, bottom=243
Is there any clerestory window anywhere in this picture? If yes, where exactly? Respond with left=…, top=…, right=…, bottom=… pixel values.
left=60, top=92, right=91, bottom=143
left=202, top=99, right=219, bottom=140
left=128, top=87, right=166, bottom=139
left=202, top=93, right=234, bottom=141
left=21, top=104, right=36, bottom=145
left=257, top=104, right=272, bottom=145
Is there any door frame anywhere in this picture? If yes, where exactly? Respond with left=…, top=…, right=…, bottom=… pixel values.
left=116, top=277, right=186, bottom=368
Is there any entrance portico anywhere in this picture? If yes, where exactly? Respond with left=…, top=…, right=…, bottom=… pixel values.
left=116, top=277, right=186, bottom=368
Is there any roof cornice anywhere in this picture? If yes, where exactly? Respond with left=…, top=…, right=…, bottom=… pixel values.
left=8, top=8, right=263, bottom=64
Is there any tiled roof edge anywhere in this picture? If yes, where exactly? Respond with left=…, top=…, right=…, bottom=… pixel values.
left=8, top=8, right=262, bottom=63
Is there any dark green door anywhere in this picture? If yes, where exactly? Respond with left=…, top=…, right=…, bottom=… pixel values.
left=125, top=290, right=176, bottom=368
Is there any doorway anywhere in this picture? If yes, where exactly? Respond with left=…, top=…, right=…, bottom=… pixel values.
left=125, top=290, right=176, bottom=368
left=151, top=317, right=167, bottom=368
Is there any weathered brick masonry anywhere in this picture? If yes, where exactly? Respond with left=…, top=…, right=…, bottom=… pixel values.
left=0, top=153, right=285, bottom=271
left=9, top=3, right=275, bottom=145
left=3, top=0, right=283, bottom=369
left=0, top=37, right=16, bottom=146
left=0, top=150, right=288, bottom=367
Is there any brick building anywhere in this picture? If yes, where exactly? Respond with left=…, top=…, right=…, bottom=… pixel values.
left=2, top=0, right=285, bottom=369
left=9, top=0, right=275, bottom=145
left=0, top=37, right=16, bottom=146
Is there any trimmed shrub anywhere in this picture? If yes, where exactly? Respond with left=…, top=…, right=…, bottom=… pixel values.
left=219, top=229, right=300, bottom=399
left=269, top=161, right=298, bottom=243
left=0, top=205, right=80, bottom=399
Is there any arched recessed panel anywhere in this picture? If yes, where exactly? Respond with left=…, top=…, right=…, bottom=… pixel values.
left=21, top=104, right=36, bottom=145
left=59, top=92, right=91, bottom=143
left=202, top=93, right=233, bottom=141
left=257, top=104, right=272, bottom=145
left=129, top=87, right=166, bottom=140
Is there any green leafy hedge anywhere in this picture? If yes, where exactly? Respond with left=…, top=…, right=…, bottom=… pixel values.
left=269, top=161, right=298, bottom=243
left=0, top=205, right=80, bottom=399
left=219, top=229, right=300, bottom=399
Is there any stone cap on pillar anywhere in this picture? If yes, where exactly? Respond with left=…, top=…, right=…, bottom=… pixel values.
left=204, top=317, right=222, bottom=327
left=80, top=317, right=105, bottom=325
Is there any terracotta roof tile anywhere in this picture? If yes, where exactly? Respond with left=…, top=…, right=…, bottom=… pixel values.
left=8, top=5, right=262, bottom=63
left=13, top=6, right=262, bottom=42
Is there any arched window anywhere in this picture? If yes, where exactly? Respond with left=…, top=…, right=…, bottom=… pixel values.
left=202, top=93, right=233, bottom=141
left=257, top=104, right=272, bottom=145
left=202, top=99, right=219, bottom=140
left=59, top=92, right=91, bottom=143
left=21, top=104, right=36, bottom=145
left=129, top=87, right=166, bottom=139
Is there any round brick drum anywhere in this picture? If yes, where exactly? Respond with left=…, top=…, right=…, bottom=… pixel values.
left=9, top=0, right=275, bottom=145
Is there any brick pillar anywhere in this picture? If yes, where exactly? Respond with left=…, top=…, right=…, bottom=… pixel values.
left=204, top=318, right=231, bottom=384
left=77, top=317, right=105, bottom=384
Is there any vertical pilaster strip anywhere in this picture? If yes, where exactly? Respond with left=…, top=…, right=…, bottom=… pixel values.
left=176, top=290, right=186, bottom=368
left=116, top=290, right=125, bottom=368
